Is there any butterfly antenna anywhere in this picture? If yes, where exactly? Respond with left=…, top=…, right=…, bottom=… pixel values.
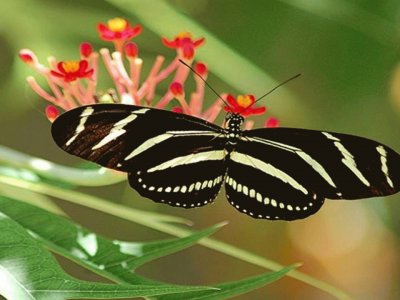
left=236, top=73, right=301, bottom=116
left=178, top=59, right=230, bottom=108
left=254, top=73, right=301, bottom=104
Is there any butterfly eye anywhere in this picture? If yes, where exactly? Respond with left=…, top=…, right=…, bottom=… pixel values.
left=225, top=113, right=233, bottom=122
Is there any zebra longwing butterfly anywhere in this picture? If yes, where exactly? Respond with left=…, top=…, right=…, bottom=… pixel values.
left=51, top=104, right=400, bottom=221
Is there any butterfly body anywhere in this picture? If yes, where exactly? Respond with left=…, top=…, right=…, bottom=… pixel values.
left=224, top=113, right=244, bottom=146
left=52, top=104, right=400, bottom=221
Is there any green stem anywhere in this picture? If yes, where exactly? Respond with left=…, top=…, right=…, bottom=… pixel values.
left=0, top=145, right=125, bottom=186
left=0, top=175, right=352, bottom=300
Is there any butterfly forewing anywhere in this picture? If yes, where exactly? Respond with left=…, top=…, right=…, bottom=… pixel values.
left=52, top=104, right=223, bottom=171
left=241, top=128, right=400, bottom=199
left=52, top=104, right=227, bottom=207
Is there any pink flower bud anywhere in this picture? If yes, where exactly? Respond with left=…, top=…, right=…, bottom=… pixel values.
left=125, top=42, right=138, bottom=58
left=171, top=106, right=184, bottom=114
left=45, top=105, right=59, bottom=122
left=265, top=117, right=279, bottom=128
left=80, top=42, right=93, bottom=58
left=170, top=82, right=183, bottom=96
left=19, top=49, right=35, bottom=64
left=194, top=62, right=207, bottom=75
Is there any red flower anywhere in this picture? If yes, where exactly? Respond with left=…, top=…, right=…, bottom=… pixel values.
left=224, top=94, right=266, bottom=117
left=162, top=32, right=205, bottom=59
left=98, top=18, right=142, bottom=42
left=50, top=60, right=93, bottom=82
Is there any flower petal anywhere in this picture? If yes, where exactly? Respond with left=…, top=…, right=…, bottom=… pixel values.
left=226, top=94, right=239, bottom=108
left=50, top=70, right=65, bottom=78
left=82, top=69, right=94, bottom=78
left=56, top=61, right=67, bottom=73
left=78, top=60, right=89, bottom=71
left=161, top=37, right=178, bottom=48
left=131, top=24, right=142, bottom=36
left=247, top=106, right=266, bottom=115
left=194, top=37, right=206, bottom=47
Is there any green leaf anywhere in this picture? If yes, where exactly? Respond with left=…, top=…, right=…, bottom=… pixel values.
left=0, top=175, right=66, bottom=216
left=0, top=174, right=351, bottom=300
left=0, top=205, right=213, bottom=300
left=156, top=264, right=298, bottom=300
left=0, top=195, right=222, bottom=286
left=0, top=173, right=190, bottom=225
left=0, top=145, right=126, bottom=187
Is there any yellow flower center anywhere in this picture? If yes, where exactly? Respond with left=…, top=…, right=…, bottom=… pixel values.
left=177, top=31, right=192, bottom=39
left=62, top=61, right=80, bottom=73
left=107, top=17, right=128, bottom=32
left=236, top=95, right=253, bottom=108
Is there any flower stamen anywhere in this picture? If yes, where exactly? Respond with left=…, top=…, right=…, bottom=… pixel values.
left=62, top=61, right=80, bottom=73
left=107, top=17, right=128, bottom=32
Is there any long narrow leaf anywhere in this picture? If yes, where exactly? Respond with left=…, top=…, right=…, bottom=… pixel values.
left=0, top=195, right=222, bottom=286
left=0, top=207, right=213, bottom=300
left=156, top=264, right=298, bottom=300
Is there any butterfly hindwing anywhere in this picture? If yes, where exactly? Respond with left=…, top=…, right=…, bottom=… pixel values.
left=128, top=158, right=226, bottom=208
left=225, top=149, right=325, bottom=221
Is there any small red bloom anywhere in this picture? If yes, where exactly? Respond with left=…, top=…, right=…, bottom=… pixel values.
left=50, top=60, right=93, bottom=82
left=162, top=32, right=205, bottom=59
left=265, top=117, right=279, bottom=128
left=98, top=18, right=142, bottom=42
left=224, top=94, right=266, bottom=117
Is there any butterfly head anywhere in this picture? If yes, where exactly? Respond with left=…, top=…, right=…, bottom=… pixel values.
left=225, top=113, right=244, bottom=131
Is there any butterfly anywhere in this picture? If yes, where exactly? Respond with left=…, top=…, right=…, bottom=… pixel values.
left=51, top=103, right=400, bottom=221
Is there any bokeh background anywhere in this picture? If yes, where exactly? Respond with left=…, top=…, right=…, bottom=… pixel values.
left=1, top=0, right=400, bottom=299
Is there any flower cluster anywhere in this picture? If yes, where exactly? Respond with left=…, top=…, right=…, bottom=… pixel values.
left=19, top=17, right=278, bottom=129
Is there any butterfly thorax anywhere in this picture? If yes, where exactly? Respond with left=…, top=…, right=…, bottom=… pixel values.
left=225, top=113, right=244, bottom=146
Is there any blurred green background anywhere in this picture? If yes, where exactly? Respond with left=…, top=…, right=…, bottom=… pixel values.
left=1, top=0, right=400, bottom=299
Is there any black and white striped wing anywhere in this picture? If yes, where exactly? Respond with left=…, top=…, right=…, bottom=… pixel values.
left=225, top=128, right=400, bottom=220
left=52, top=104, right=227, bottom=208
